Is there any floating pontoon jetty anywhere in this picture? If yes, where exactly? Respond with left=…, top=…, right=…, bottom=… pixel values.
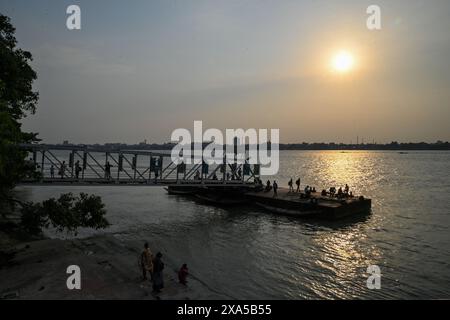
left=167, top=186, right=371, bottom=220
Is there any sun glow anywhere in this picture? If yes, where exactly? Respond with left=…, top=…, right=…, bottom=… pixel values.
left=331, top=51, right=355, bottom=73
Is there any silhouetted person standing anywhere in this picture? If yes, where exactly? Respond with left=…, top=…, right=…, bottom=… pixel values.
left=75, top=160, right=81, bottom=179
left=152, top=252, right=164, bottom=293
left=59, top=161, right=66, bottom=179
left=265, top=180, right=272, bottom=192
left=273, top=180, right=278, bottom=197
left=105, top=161, right=112, bottom=180
left=288, top=178, right=294, bottom=192
left=296, top=178, right=300, bottom=192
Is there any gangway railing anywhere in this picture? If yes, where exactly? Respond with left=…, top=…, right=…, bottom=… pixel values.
left=19, top=144, right=261, bottom=187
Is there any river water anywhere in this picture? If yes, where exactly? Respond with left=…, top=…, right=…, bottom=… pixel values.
left=16, top=151, right=450, bottom=299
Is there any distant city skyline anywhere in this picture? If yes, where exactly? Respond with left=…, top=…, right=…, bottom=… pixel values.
left=53, top=139, right=450, bottom=148
left=2, top=0, right=450, bottom=144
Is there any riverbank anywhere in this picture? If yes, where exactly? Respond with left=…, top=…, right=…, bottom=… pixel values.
left=0, top=231, right=216, bottom=300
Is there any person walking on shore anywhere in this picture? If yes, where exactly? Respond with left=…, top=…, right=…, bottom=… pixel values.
left=152, top=252, right=164, bottom=293
left=140, top=242, right=153, bottom=281
left=50, top=165, right=55, bottom=178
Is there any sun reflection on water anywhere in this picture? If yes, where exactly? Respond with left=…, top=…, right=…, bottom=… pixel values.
left=310, top=228, right=384, bottom=298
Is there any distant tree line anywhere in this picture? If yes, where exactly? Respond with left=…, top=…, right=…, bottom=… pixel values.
left=47, top=141, right=450, bottom=152
left=278, top=141, right=450, bottom=150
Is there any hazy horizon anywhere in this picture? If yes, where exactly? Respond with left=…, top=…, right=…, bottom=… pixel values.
left=2, top=0, right=450, bottom=144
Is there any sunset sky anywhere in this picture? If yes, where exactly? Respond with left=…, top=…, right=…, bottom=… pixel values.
left=2, top=0, right=450, bottom=144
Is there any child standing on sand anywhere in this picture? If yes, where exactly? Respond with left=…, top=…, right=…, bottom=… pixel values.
left=178, top=264, right=189, bottom=285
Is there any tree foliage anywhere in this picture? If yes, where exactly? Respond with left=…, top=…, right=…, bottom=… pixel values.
left=0, top=14, right=39, bottom=119
left=20, top=193, right=110, bottom=235
left=0, top=14, right=109, bottom=234
left=0, top=14, right=39, bottom=209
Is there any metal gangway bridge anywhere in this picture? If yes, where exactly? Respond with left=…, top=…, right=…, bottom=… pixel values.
left=19, top=144, right=261, bottom=187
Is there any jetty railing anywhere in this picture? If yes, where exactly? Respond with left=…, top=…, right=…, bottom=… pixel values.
left=18, top=144, right=261, bottom=187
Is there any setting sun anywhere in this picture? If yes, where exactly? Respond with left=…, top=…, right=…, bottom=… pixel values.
left=331, top=51, right=355, bottom=73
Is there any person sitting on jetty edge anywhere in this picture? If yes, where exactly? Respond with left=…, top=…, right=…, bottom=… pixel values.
left=273, top=180, right=278, bottom=197
left=254, top=177, right=263, bottom=190
left=337, top=187, right=343, bottom=198
left=152, top=252, right=165, bottom=293
left=178, top=264, right=189, bottom=285
left=194, top=170, right=200, bottom=180
left=140, top=242, right=153, bottom=281
left=288, top=178, right=294, bottom=193
left=329, top=187, right=336, bottom=197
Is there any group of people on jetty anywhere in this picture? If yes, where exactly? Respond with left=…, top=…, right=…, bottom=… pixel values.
left=255, top=177, right=354, bottom=200
left=193, top=169, right=244, bottom=181
left=326, top=184, right=354, bottom=199
left=47, top=160, right=114, bottom=180
left=140, top=242, right=189, bottom=294
left=45, top=159, right=248, bottom=182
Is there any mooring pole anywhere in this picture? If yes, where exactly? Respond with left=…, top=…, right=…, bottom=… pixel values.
left=105, top=152, right=109, bottom=180
left=223, top=145, right=226, bottom=184
left=159, top=156, right=163, bottom=184
left=117, top=152, right=122, bottom=180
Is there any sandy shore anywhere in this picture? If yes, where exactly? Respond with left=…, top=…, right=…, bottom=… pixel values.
left=0, top=233, right=218, bottom=300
